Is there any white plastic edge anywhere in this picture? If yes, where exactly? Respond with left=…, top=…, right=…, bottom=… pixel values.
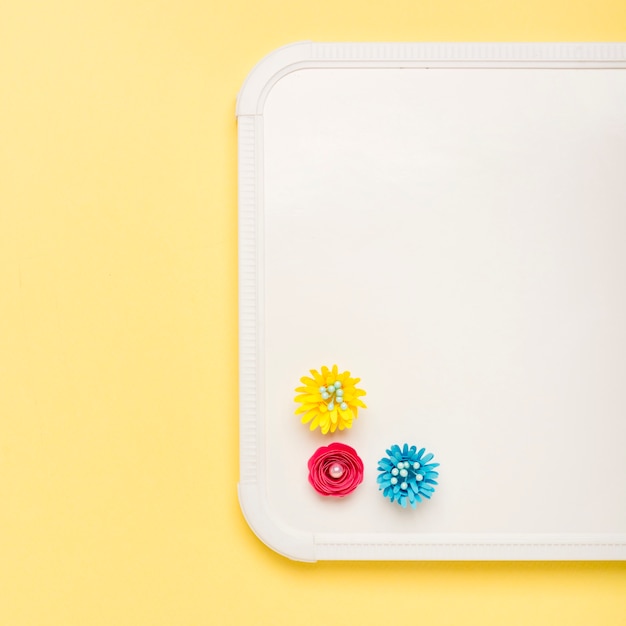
left=236, top=41, right=626, bottom=116
left=238, top=484, right=316, bottom=562
left=237, top=113, right=316, bottom=562
left=313, top=534, right=626, bottom=561
left=237, top=42, right=626, bottom=561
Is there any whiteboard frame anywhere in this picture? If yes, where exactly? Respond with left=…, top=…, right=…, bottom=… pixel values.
left=237, top=42, right=626, bottom=561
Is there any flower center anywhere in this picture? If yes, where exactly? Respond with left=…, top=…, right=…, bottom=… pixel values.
left=328, top=463, right=345, bottom=479
left=389, top=461, right=424, bottom=489
left=319, top=382, right=348, bottom=411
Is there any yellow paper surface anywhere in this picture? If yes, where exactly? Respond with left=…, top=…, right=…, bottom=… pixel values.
left=1, top=1, right=625, bottom=624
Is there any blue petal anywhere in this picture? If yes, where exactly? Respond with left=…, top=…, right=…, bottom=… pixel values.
left=378, top=458, right=393, bottom=470
left=416, top=447, right=426, bottom=460
left=420, top=452, right=434, bottom=464
left=423, top=462, right=440, bottom=470
left=402, top=443, right=409, bottom=457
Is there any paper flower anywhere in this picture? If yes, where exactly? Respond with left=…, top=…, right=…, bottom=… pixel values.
left=377, top=444, right=439, bottom=509
left=295, top=364, right=367, bottom=434
left=308, top=442, right=364, bottom=497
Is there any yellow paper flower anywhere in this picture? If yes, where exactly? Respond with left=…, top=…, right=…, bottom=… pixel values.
left=295, top=364, right=367, bottom=434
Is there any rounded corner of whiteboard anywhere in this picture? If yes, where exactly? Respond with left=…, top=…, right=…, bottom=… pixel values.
left=238, top=482, right=317, bottom=562
left=236, top=41, right=314, bottom=117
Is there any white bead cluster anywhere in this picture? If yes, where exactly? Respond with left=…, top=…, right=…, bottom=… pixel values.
left=389, top=460, right=423, bottom=491
left=319, top=381, right=348, bottom=411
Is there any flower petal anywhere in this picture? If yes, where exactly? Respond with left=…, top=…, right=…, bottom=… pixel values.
left=295, top=403, right=317, bottom=415
left=294, top=393, right=321, bottom=403
left=329, top=407, right=338, bottom=425
left=300, top=410, right=315, bottom=424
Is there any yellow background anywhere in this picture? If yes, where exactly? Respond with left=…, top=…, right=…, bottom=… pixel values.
left=1, top=1, right=625, bottom=624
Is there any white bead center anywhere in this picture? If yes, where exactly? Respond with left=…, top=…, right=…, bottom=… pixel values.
left=329, top=463, right=345, bottom=479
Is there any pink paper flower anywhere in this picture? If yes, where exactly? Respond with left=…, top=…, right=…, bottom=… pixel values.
left=307, top=443, right=364, bottom=497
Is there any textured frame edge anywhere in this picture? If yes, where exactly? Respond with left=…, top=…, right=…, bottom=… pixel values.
left=236, top=41, right=626, bottom=116
left=237, top=114, right=316, bottom=561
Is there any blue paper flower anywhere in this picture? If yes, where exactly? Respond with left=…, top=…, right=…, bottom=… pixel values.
left=377, top=444, right=439, bottom=509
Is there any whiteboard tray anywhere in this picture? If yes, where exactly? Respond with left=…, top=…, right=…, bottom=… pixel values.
left=237, top=42, right=626, bottom=561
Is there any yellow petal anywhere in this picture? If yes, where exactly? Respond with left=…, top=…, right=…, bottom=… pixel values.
left=294, top=393, right=321, bottom=403
left=310, top=415, right=320, bottom=431
left=354, top=399, right=367, bottom=409
left=300, top=376, right=316, bottom=386
left=295, top=386, right=314, bottom=393
left=295, top=403, right=316, bottom=415
left=301, top=408, right=319, bottom=424
left=310, top=370, right=323, bottom=384
left=329, top=407, right=338, bottom=424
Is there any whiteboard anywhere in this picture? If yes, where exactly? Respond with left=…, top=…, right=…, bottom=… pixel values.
left=237, top=42, right=626, bottom=561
